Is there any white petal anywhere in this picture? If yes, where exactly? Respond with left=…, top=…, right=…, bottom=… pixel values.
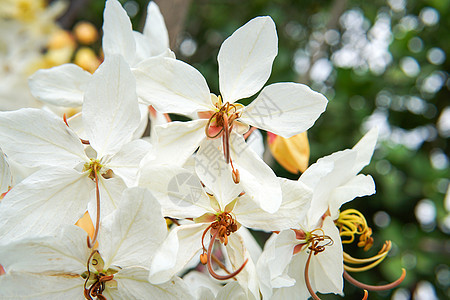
left=143, top=1, right=170, bottom=56
left=226, top=232, right=259, bottom=300
left=0, top=109, right=88, bottom=168
left=235, top=179, right=312, bottom=231
left=310, top=217, right=343, bottom=294
left=113, top=267, right=193, bottom=299
left=98, top=187, right=167, bottom=268
left=28, top=64, right=91, bottom=107
left=183, top=271, right=222, bottom=297
left=149, top=223, right=208, bottom=284
left=102, top=0, right=135, bottom=64
left=0, top=147, right=12, bottom=194
left=230, top=133, right=282, bottom=213
left=218, top=16, right=277, bottom=103
left=0, top=272, right=84, bottom=299
left=153, top=119, right=207, bottom=166
left=216, top=282, right=248, bottom=300
left=352, top=127, right=378, bottom=173
left=256, top=231, right=297, bottom=300
left=246, top=128, right=264, bottom=158
left=83, top=55, right=140, bottom=157
left=106, top=139, right=152, bottom=187
left=329, top=174, right=375, bottom=219
left=0, top=226, right=88, bottom=274
left=240, top=83, right=328, bottom=137
left=133, top=57, right=213, bottom=114
left=88, top=176, right=127, bottom=219
left=0, top=168, right=93, bottom=243
left=195, top=138, right=243, bottom=209
left=139, top=165, right=211, bottom=219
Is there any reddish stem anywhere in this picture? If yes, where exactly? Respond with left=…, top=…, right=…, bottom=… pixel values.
left=343, top=269, right=406, bottom=291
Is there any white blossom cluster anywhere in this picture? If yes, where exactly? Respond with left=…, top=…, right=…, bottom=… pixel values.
left=0, top=1, right=400, bottom=299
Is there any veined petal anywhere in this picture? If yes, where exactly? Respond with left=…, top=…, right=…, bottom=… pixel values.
left=139, top=165, right=211, bottom=219
left=0, top=109, right=88, bottom=168
left=133, top=57, right=213, bottom=115
left=240, top=83, right=328, bottom=137
left=329, top=174, right=375, bottom=220
left=310, top=217, right=344, bottom=295
left=235, top=179, right=312, bottom=231
left=226, top=232, right=259, bottom=300
left=195, top=138, right=243, bottom=209
left=0, top=226, right=89, bottom=274
left=0, top=272, right=84, bottom=299
left=256, top=230, right=297, bottom=300
left=0, top=147, right=12, bottom=194
left=99, top=187, right=167, bottom=268
left=0, top=167, right=93, bottom=243
left=83, top=55, right=140, bottom=157
left=87, top=176, right=127, bottom=220
left=149, top=223, right=209, bottom=284
left=153, top=119, right=208, bottom=166
left=143, top=1, right=170, bottom=56
left=102, top=0, right=135, bottom=64
left=230, top=133, right=282, bottom=213
left=106, top=139, right=152, bottom=187
left=28, top=64, right=91, bottom=107
left=352, top=127, right=378, bottom=173
left=218, top=16, right=277, bottom=103
left=113, top=266, right=193, bottom=299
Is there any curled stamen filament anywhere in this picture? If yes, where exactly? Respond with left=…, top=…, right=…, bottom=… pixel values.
left=343, top=241, right=392, bottom=272
left=344, top=268, right=406, bottom=291
left=206, top=229, right=248, bottom=280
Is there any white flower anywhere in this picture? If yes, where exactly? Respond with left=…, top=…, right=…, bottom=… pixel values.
left=0, top=55, right=147, bottom=243
left=256, top=128, right=379, bottom=299
left=0, top=187, right=193, bottom=299
left=134, top=16, right=327, bottom=213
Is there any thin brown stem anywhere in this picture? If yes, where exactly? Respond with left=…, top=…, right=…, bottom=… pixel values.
left=243, top=126, right=257, bottom=140
left=304, top=248, right=322, bottom=300
left=343, top=268, right=406, bottom=291
left=222, top=113, right=230, bottom=163
left=211, top=254, right=232, bottom=275
left=207, top=230, right=248, bottom=280
left=88, top=165, right=100, bottom=249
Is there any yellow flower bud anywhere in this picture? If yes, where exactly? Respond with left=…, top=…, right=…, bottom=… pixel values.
left=268, top=131, right=310, bottom=174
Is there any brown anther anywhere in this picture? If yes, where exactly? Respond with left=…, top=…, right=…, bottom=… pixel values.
left=232, top=169, right=240, bottom=184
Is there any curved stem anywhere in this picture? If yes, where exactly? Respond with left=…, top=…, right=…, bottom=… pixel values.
left=304, top=249, right=321, bottom=300
left=205, top=113, right=223, bottom=139
left=207, top=230, right=248, bottom=280
left=88, top=165, right=100, bottom=249
left=222, top=113, right=230, bottom=163
left=362, top=290, right=368, bottom=300
left=343, top=268, right=406, bottom=291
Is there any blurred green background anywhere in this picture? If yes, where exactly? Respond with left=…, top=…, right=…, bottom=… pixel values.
left=59, top=0, right=449, bottom=298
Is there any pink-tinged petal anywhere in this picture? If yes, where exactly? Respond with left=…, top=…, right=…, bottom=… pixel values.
left=0, top=109, right=88, bottom=168
left=28, top=64, right=91, bottom=107
left=102, top=0, right=135, bottom=64
left=133, top=57, right=213, bottom=115
left=83, top=55, right=140, bottom=157
left=218, top=16, right=277, bottom=103
left=240, top=82, right=328, bottom=137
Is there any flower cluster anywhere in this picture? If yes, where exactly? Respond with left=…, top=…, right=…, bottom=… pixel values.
left=0, top=1, right=404, bottom=299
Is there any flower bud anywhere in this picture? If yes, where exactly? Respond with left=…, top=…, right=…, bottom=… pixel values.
left=267, top=131, right=310, bottom=174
